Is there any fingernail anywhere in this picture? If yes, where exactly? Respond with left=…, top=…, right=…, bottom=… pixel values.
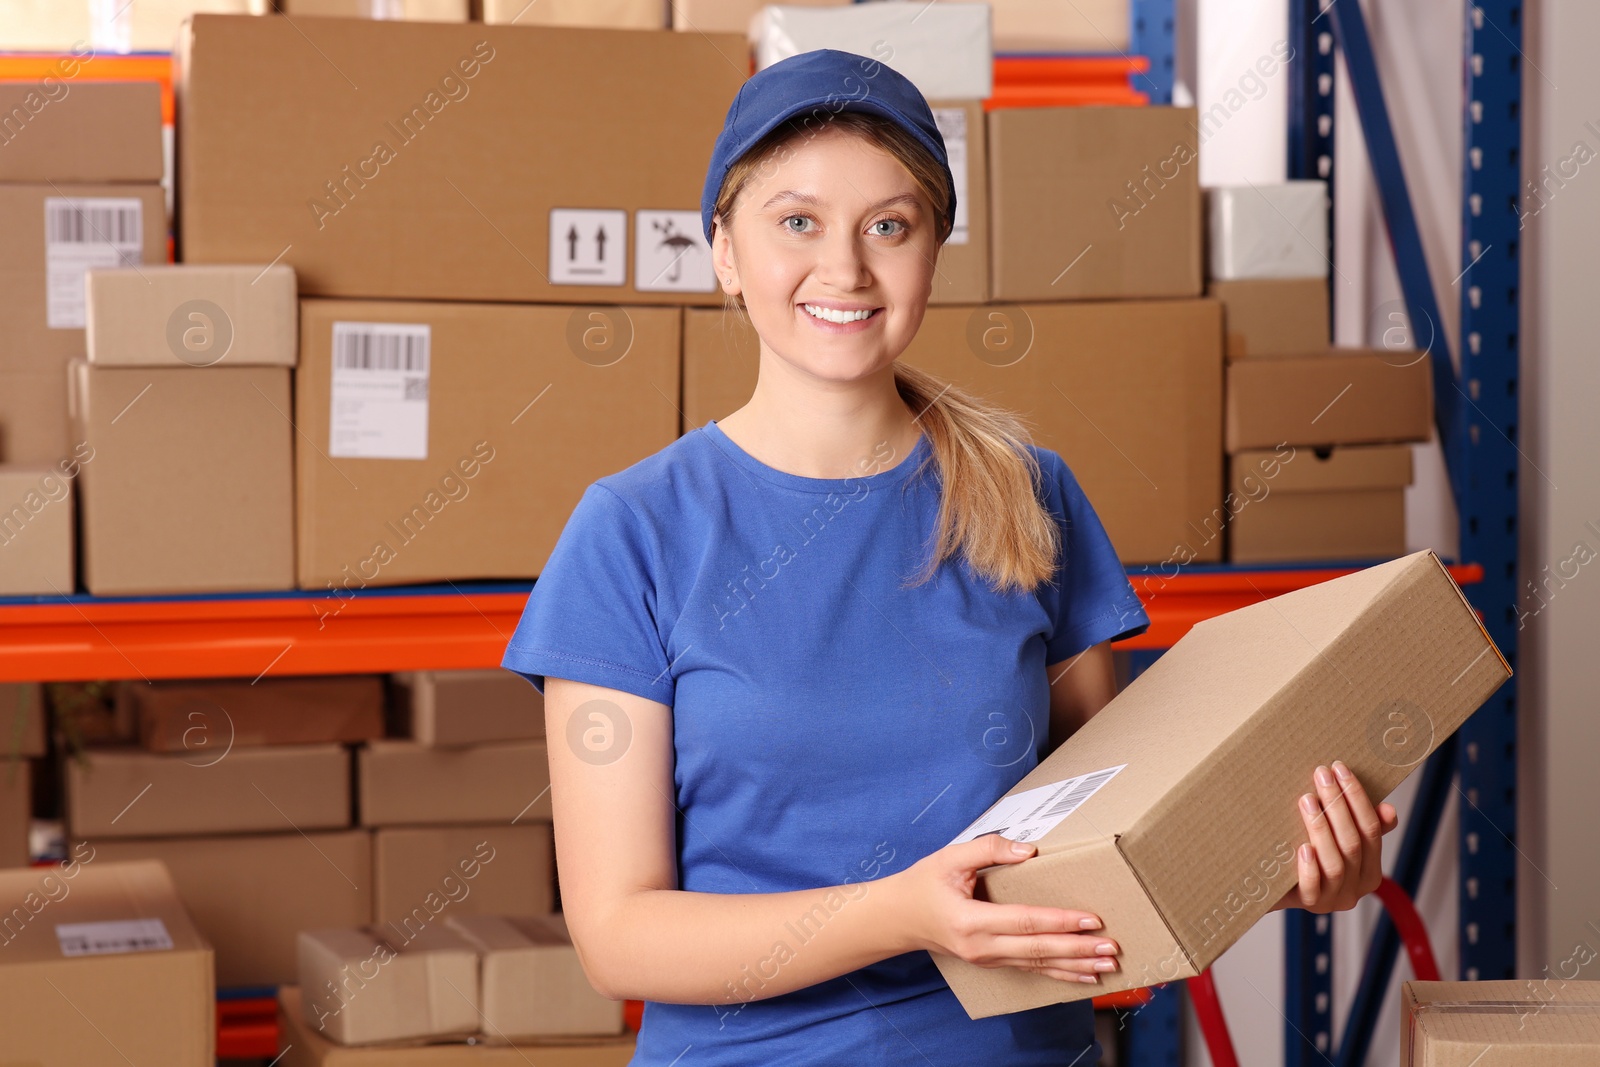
left=1011, top=842, right=1033, bottom=856
left=1078, top=975, right=1100, bottom=984
left=1334, top=761, right=1352, bottom=780
left=1301, top=793, right=1317, bottom=815
left=1078, top=917, right=1102, bottom=931
left=1095, top=959, right=1118, bottom=972
left=1095, top=942, right=1116, bottom=955
left=1315, top=766, right=1334, bottom=788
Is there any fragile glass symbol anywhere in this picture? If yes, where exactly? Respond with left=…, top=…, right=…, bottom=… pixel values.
left=652, top=218, right=699, bottom=284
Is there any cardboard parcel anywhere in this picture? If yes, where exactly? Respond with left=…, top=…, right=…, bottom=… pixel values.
left=932, top=550, right=1510, bottom=1018
left=1403, top=980, right=1600, bottom=1065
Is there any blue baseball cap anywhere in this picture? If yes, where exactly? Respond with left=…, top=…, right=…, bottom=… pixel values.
left=699, top=48, right=957, bottom=245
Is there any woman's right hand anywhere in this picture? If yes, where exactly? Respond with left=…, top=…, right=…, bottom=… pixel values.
left=889, top=833, right=1121, bottom=984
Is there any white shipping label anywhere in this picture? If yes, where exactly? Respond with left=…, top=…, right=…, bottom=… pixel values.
left=44, top=197, right=144, bottom=329
left=328, top=322, right=431, bottom=460
left=949, top=764, right=1126, bottom=845
left=56, top=918, right=173, bottom=957
left=635, top=209, right=716, bottom=293
left=549, top=208, right=626, bottom=286
left=932, top=108, right=969, bottom=246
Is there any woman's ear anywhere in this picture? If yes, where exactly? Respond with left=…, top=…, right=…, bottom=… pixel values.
left=710, top=217, right=739, bottom=294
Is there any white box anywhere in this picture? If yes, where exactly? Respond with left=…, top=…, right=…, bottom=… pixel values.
left=754, top=3, right=993, bottom=101
left=1207, top=181, right=1330, bottom=280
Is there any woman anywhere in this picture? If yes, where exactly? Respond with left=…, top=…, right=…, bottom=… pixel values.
left=502, top=49, right=1398, bottom=1066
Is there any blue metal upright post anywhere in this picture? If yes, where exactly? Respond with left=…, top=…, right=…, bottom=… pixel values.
left=1130, top=0, right=1176, bottom=104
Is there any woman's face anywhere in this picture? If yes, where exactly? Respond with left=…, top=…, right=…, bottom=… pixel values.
left=713, top=125, right=940, bottom=386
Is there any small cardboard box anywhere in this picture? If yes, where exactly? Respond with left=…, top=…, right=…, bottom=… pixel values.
left=281, top=0, right=467, bottom=19
left=988, top=107, right=1202, bottom=302
left=0, top=463, right=75, bottom=596
left=1226, top=349, right=1434, bottom=451
left=177, top=15, right=743, bottom=305
left=67, top=743, right=351, bottom=838
left=358, top=741, right=550, bottom=827
left=0, top=858, right=213, bottom=1065
left=67, top=359, right=296, bottom=594
left=90, top=830, right=372, bottom=987
left=298, top=924, right=480, bottom=1045
left=390, top=670, right=544, bottom=747
left=295, top=300, right=678, bottom=588
left=928, top=100, right=989, bottom=306
left=0, top=82, right=164, bottom=183
left=277, top=986, right=639, bottom=1065
left=1208, top=181, right=1330, bottom=280
left=374, top=824, right=554, bottom=926
left=1208, top=278, right=1329, bottom=360
left=127, top=674, right=385, bottom=752
left=1228, top=445, right=1412, bottom=563
left=932, top=551, right=1510, bottom=1018
left=2, top=681, right=48, bottom=758
left=682, top=298, right=1224, bottom=565
left=1, top=758, right=29, bottom=868
left=0, top=183, right=167, bottom=465
left=448, top=914, right=624, bottom=1038
left=754, top=3, right=993, bottom=100
left=481, top=0, right=661, bottom=26
left=1403, top=981, right=1600, bottom=1065
left=86, top=264, right=298, bottom=368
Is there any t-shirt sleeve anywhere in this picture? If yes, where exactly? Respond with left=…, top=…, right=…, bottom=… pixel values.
left=500, top=482, right=675, bottom=706
left=1036, top=448, right=1151, bottom=664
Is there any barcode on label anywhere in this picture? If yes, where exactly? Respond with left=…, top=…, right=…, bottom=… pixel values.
left=332, top=323, right=430, bottom=373
left=1034, top=767, right=1122, bottom=822
left=45, top=200, right=141, bottom=245
left=948, top=764, right=1126, bottom=846
left=56, top=918, right=173, bottom=958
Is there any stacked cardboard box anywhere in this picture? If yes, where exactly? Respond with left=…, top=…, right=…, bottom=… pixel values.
left=66, top=675, right=384, bottom=987
left=1, top=682, right=46, bottom=868
left=1402, top=980, right=1600, bottom=1064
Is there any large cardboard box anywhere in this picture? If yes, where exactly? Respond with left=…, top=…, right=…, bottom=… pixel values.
left=1, top=759, right=29, bottom=868
left=682, top=299, right=1224, bottom=565
left=86, top=264, right=298, bottom=368
left=1208, top=181, right=1330, bottom=280
left=0, top=184, right=167, bottom=464
left=1403, top=981, right=1600, bottom=1064
left=0, top=463, right=76, bottom=596
left=281, top=0, right=468, bottom=19
left=932, top=551, right=1510, bottom=1017
left=373, top=823, right=554, bottom=924
left=67, top=743, right=351, bottom=838
left=295, top=300, right=678, bottom=588
left=127, top=674, right=385, bottom=752
left=277, top=986, right=639, bottom=1065
left=988, top=107, right=1202, bottom=302
left=90, top=830, right=372, bottom=987
left=1226, top=349, right=1434, bottom=451
left=2, top=681, right=48, bottom=758
left=298, top=924, right=480, bottom=1044
left=359, top=741, right=550, bottom=827
left=482, top=0, right=662, bottom=27
left=928, top=100, right=988, bottom=306
left=0, top=858, right=213, bottom=1065
left=177, top=15, right=743, bottom=305
left=0, top=82, right=164, bottom=183
left=754, top=3, right=993, bottom=100
left=390, top=670, right=544, bottom=747
left=449, top=914, right=623, bottom=1038
left=1228, top=445, right=1412, bottom=563
left=67, top=359, right=296, bottom=594
left=1207, top=278, right=1329, bottom=360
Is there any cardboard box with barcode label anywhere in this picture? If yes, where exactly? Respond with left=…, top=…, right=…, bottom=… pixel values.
left=927, top=100, right=988, bottom=306
left=294, top=300, right=678, bottom=588
left=177, top=14, right=742, bottom=305
left=932, top=550, right=1510, bottom=1018
left=0, top=859, right=213, bottom=1065
left=1403, top=981, right=1600, bottom=1065
left=390, top=669, right=544, bottom=747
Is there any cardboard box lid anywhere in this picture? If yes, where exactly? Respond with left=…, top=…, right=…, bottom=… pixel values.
left=0, top=82, right=164, bottom=183
left=85, top=264, right=299, bottom=367
left=0, top=858, right=210, bottom=965
left=1231, top=445, right=1413, bottom=493
left=1404, top=981, right=1600, bottom=1063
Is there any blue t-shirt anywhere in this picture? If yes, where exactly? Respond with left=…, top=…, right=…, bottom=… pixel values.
left=502, top=418, right=1150, bottom=1067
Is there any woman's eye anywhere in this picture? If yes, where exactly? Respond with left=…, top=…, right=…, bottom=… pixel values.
left=871, top=219, right=905, bottom=237
left=784, top=215, right=813, bottom=233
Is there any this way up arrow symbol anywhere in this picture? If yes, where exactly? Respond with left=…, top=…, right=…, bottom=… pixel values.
left=595, top=225, right=607, bottom=262
left=567, top=225, right=579, bottom=261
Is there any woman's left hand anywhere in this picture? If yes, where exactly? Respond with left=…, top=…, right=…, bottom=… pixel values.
left=1275, top=760, right=1401, bottom=914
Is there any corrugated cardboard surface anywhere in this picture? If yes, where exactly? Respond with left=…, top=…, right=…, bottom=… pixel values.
left=1404, top=981, right=1600, bottom=1065
left=1228, top=445, right=1412, bottom=563
left=989, top=0, right=1131, bottom=52
left=295, top=300, right=678, bottom=588
left=373, top=823, right=554, bottom=923
left=0, top=183, right=167, bottom=465
left=86, top=264, right=298, bottom=367
left=299, top=924, right=480, bottom=1045
left=935, top=552, right=1510, bottom=1017
left=1226, top=349, right=1433, bottom=451
left=131, top=674, right=385, bottom=752
left=0, top=759, right=29, bottom=868
left=90, top=830, right=372, bottom=986
left=0, top=859, right=213, bottom=1065
left=0, top=463, right=75, bottom=596
left=177, top=15, right=742, bottom=304
left=391, top=670, right=544, bottom=746
left=988, top=107, right=1201, bottom=301
left=1207, top=278, right=1329, bottom=359
left=2, top=681, right=47, bottom=758
left=682, top=299, right=1224, bottom=564
left=359, top=741, right=550, bottom=826
left=448, top=914, right=623, bottom=1038
left=278, top=985, right=639, bottom=1065
left=481, top=0, right=661, bottom=26
left=67, top=743, right=351, bottom=838
left=927, top=99, right=989, bottom=305
left=0, top=82, right=164, bottom=183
